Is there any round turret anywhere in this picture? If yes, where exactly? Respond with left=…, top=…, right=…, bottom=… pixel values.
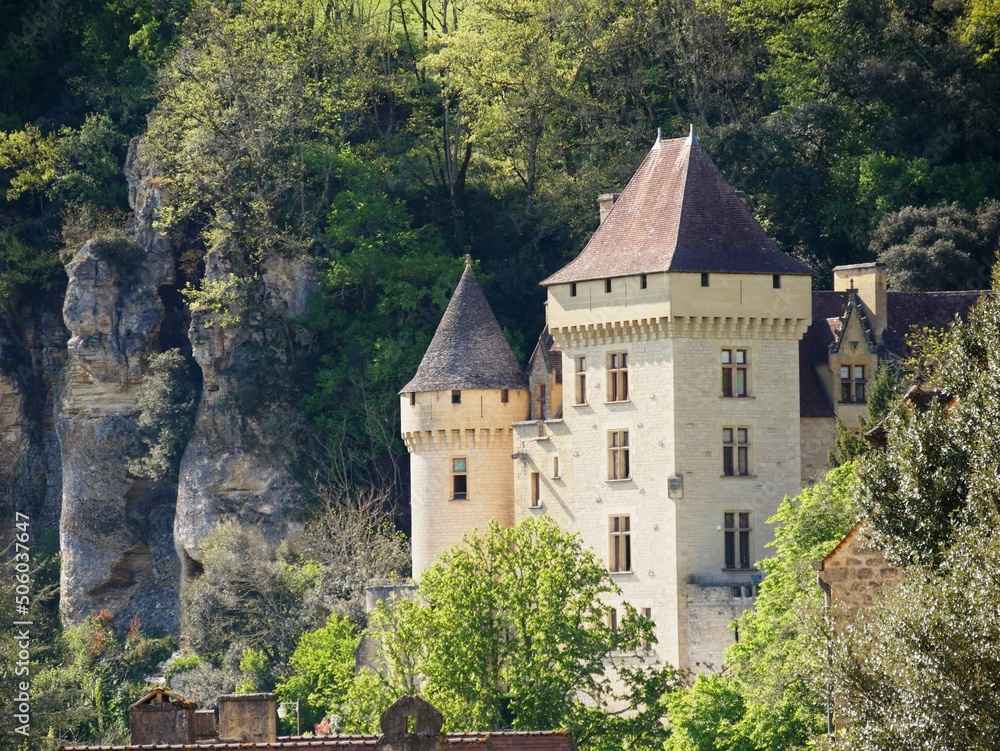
left=400, top=257, right=529, bottom=576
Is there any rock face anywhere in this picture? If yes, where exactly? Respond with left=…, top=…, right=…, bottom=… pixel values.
left=57, top=141, right=182, bottom=631
left=174, top=249, right=314, bottom=578
left=0, top=303, right=67, bottom=533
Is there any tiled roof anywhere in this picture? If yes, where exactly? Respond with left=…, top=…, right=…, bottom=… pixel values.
left=542, top=133, right=813, bottom=286
left=798, top=290, right=983, bottom=418
left=883, top=291, right=980, bottom=355
left=401, top=257, right=529, bottom=393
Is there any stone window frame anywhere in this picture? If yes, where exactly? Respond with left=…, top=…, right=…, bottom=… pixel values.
left=530, top=470, right=541, bottom=508
left=609, top=515, right=632, bottom=573
left=723, top=511, right=753, bottom=571
left=607, top=351, right=629, bottom=402
left=840, top=364, right=867, bottom=403
left=722, top=427, right=750, bottom=477
left=451, top=457, right=468, bottom=501
left=721, top=348, right=750, bottom=398
left=608, top=429, right=631, bottom=480
left=574, top=355, right=587, bottom=405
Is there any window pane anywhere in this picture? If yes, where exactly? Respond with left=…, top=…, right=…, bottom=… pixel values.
left=624, top=535, right=631, bottom=569
left=722, top=349, right=732, bottom=364
left=610, top=353, right=619, bottom=368
left=739, top=512, right=750, bottom=529
left=623, top=451, right=630, bottom=479
left=854, top=366, right=865, bottom=380
left=453, top=475, right=468, bottom=498
left=622, top=353, right=628, bottom=367
left=856, top=383, right=866, bottom=401
left=739, top=531, right=750, bottom=568
left=725, top=531, right=735, bottom=569
left=842, top=383, right=852, bottom=401
left=722, top=369, right=732, bottom=397
left=723, top=428, right=733, bottom=444
left=622, top=431, right=629, bottom=446
left=724, top=447, right=734, bottom=476
left=736, top=349, right=746, bottom=365
left=736, top=369, right=746, bottom=395
left=453, top=458, right=467, bottom=472
left=621, top=372, right=629, bottom=399
left=738, top=446, right=748, bottom=475
left=737, top=428, right=748, bottom=444
left=724, top=512, right=735, bottom=528
left=840, top=365, right=850, bottom=380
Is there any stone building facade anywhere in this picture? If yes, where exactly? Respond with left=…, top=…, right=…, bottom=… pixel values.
left=400, top=130, right=980, bottom=672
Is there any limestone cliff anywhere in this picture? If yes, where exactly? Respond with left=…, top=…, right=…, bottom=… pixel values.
left=174, top=249, right=314, bottom=578
left=0, top=303, right=67, bottom=532
left=57, top=140, right=182, bottom=630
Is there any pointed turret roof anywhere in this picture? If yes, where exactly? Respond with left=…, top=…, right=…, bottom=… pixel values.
left=401, top=256, right=528, bottom=394
left=542, top=131, right=813, bottom=286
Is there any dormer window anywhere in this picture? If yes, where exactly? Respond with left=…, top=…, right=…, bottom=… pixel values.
left=841, top=365, right=866, bottom=403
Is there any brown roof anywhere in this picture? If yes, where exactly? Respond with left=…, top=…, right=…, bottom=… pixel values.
left=797, top=290, right=982, bottom=418
left=542, top=133, right=813, bottom=286
left=401, top=257, right=529, bottom=393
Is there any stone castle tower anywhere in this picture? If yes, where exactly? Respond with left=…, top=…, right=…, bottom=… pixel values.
left=520, top=130, right=813, bottom=669
left=400, top=256, right=529, bottom=576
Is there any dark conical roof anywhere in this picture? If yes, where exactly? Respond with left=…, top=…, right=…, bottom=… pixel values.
left=401, top=257, right=528, bottom=394
left=542, top=131, right=813, bottom=285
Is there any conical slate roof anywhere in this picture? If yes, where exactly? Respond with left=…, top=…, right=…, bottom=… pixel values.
left=401, top=257, right=528, bottom=394
left=542, top=130, right=813, bottom=285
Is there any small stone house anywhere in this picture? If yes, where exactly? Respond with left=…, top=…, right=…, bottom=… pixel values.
left=815, top=523, right=902, bottom=617
left=128, top=687, right=198, bottom=746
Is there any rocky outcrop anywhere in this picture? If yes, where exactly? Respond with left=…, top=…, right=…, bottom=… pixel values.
left=56, top=141, right=182, bottom=631
left=0, top=303, right=67, bottom=533
left=174, top=250, right=314, bottom=578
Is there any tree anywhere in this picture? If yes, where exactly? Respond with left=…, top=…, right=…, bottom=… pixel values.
left=831, top=524, right=1000, bottom=750
left=275, top=614, right=360, bottom=732
left=129, top=349, right=201, bottom=484
left=870, top=201, right=1000, bottom=292
left=856, top=273, right=1000, bottom=565
left=180, top=522, right=327, bottom=667
left=346, top=517, right=681, bottom=749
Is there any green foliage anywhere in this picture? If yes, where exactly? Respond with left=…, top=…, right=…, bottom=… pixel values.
left=129, top=349, right=200, bottom=484
left=33, top=612, right=176, bottom=745
left=0, top=234, right=65, bottom=312
left=664, top=674, right=753, bottom=751
left=276, top=614, right=360, bottom=732
left=870, top=201, right=1000, bottom=292
left=832, top=524, right=1000, bottom=749
left=350, top=518, right=682, bottom=749
left=181, top=522, right=328, bottom=667
left=182, top=274, right=249, bottom=329
left=856, top=277, right=1000, bottom=565
left=235, top=646, right=270, bottom=693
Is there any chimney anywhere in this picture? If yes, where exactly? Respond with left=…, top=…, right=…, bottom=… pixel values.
left=598, top=193, right=620, bottom=224
left=217, top=693, right=277, bottom=742
left=833, top=263, right=888, bottom=340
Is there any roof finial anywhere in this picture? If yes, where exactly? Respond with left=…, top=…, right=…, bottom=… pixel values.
left=465, top=253, right=472, bottom=271
left=656, top=127, right=662, bottom=143
left=688, top=123, right=699, bottom=145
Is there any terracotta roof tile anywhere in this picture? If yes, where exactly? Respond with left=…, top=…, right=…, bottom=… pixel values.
left=542, top=134, right=813, bottom=286
left=401, top=258, right=528, bottom=393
